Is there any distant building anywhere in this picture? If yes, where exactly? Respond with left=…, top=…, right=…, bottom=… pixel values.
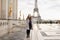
left=19, top=11, right=21, bottom=20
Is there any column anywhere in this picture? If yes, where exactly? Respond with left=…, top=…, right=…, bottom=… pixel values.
left=6, top=0, right=9, bottom=19
left=0, top=0, right=1, bottom=19
left=1, top=0, right=6, bottom=19
left=13, top=0, right=17, bottom=19
left=1, top=0, right=8, bottom=19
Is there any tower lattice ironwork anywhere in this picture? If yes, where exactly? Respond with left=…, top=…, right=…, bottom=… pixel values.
left=33, top=0, right=41, bottom=23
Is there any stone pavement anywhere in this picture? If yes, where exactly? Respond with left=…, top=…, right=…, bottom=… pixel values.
left=0, top=23, right=60, bottom=40
left=30, top=24, right=60, bottom=40
left=0, top=25, right=26, bottom=40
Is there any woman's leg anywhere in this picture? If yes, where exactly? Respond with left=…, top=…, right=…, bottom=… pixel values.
left=26, top=29, right=30, bottom=38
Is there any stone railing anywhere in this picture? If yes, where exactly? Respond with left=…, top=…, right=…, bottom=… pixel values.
left=0, top=19, right=26, bottom=37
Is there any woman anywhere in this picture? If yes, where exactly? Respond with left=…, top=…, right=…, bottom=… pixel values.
left=26, top=14, right=32, bottom=38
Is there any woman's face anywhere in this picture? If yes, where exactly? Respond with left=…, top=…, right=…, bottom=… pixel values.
left=28, top=14, right=31, bottom=17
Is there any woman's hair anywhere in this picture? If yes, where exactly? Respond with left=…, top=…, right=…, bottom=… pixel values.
left=26, top=14, right=32, bottom=20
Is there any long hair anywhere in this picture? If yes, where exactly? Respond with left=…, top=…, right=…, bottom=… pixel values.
left=26, top=14, right=32, bottom=20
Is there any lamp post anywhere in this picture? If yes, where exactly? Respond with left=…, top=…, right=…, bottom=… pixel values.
left=19, top=10, right=21, bottom=20
left=23, top=14, right=24, bottom=20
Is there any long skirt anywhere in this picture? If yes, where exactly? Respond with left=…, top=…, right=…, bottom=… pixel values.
left=29, top=22, right=32, bottom=30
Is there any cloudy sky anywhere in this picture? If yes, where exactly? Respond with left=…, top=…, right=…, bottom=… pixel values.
left=18, top=0, right=60, bottom=20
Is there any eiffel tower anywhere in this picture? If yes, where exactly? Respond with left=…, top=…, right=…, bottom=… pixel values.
left=32, top=0, right=41, bottom=23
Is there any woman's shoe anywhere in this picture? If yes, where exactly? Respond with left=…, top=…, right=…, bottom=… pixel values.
left=26, top=35, right=30, bottom=38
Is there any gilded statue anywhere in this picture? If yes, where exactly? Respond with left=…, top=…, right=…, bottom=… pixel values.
left=8, top=4, right=12, bottom=17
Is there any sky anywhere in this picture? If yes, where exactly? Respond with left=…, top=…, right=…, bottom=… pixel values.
left=18, top=0, right=60, bottom=20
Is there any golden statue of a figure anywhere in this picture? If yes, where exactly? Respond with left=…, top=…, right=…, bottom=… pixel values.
left=8, top=4, right=12, bottom=17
